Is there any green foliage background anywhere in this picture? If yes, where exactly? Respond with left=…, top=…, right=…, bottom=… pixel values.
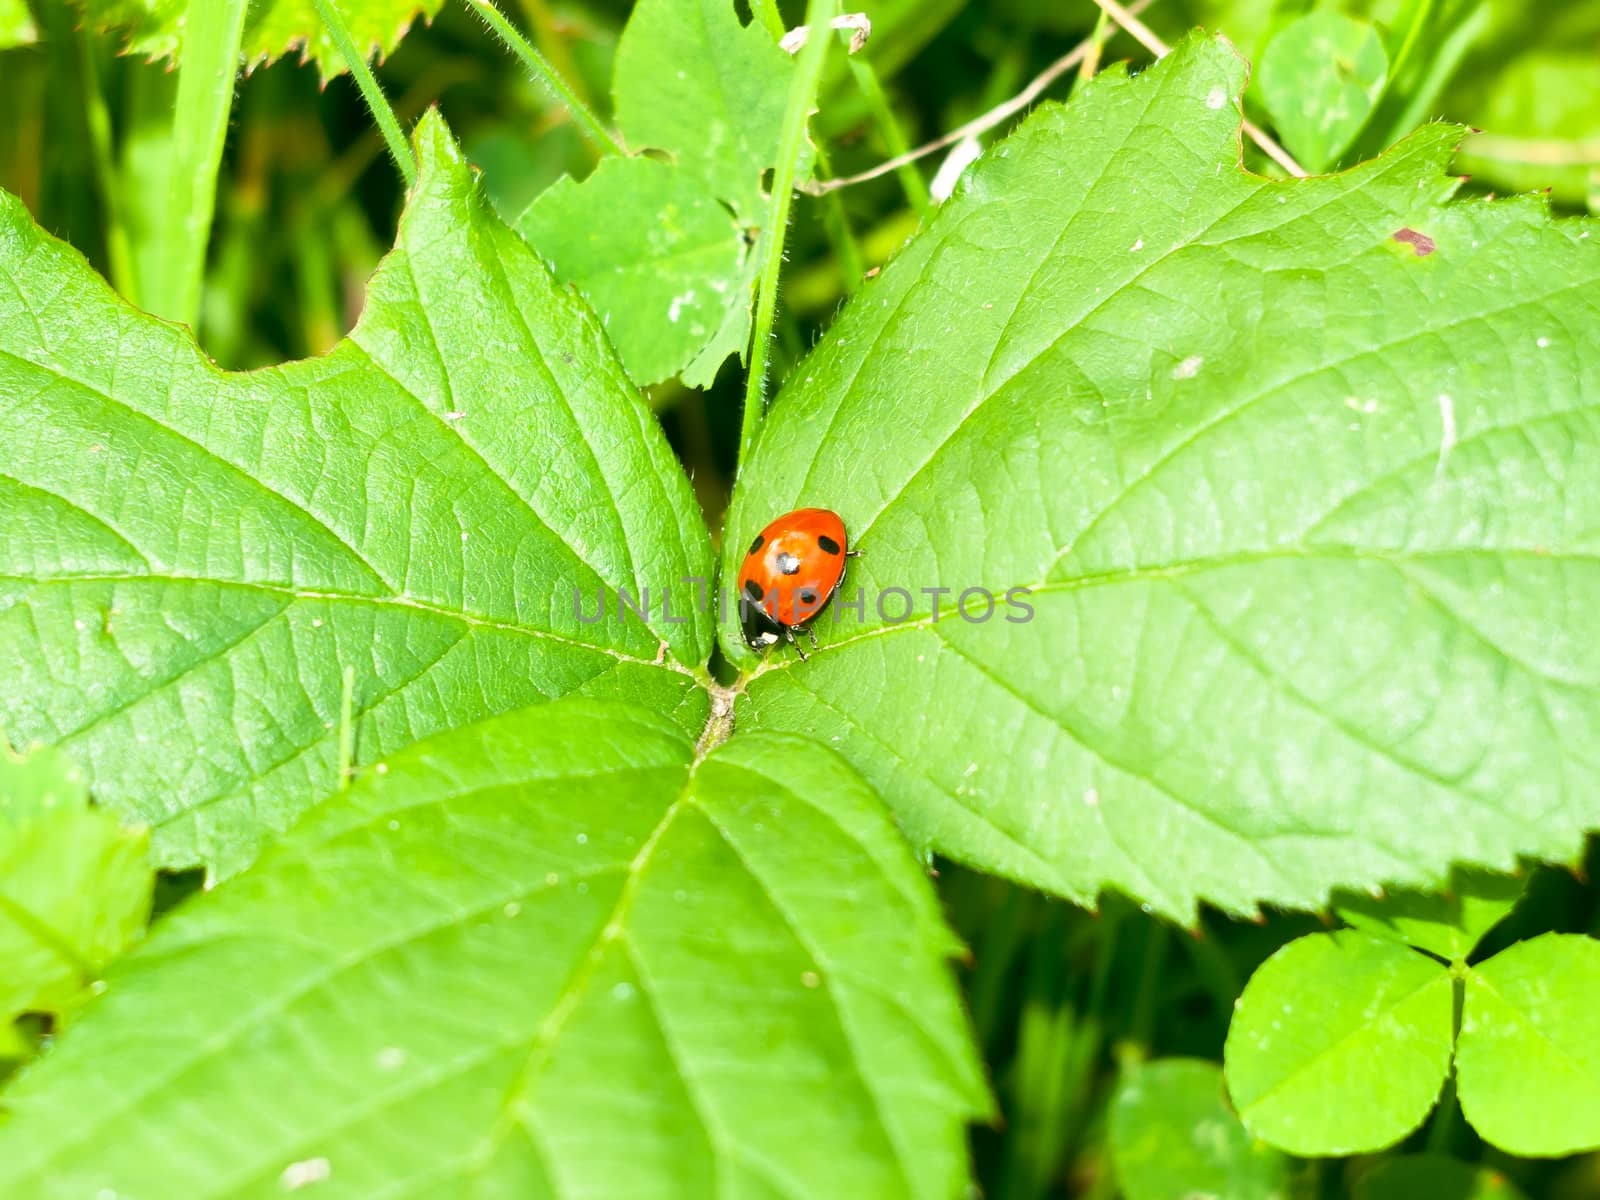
left=2, top=0, right=1600, bottom=1197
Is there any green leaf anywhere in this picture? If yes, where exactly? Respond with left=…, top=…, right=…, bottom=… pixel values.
left=0, top=0, right=36, bottom=49
left=0, top=699, right=989, bottom=1198
left=75, top=0, right=443, bottom=75
left=0, top=1018, right=26, bottom=1060
left=1225, top=930, right=1453, bottom=1155
left=613, top=0, right=795, bottom=223
left=518, top=155, right=752, bottom=387
left=728, top=34, right=1600, bottom=921
left=1109, top=1058, right=1289, bottom=1200
left=524, top=0, right=799, bottom=389
left=1456, top=933, right=1600, bottom=1156
left=1259, top=12, right=1390, bottom=170
left=0, top=111, right=713, bottom=878
left=1354, top=1153, right=1528, bottom=1200
left=0, top=743, right=151, bottom=1027
left=1336, top=867, right=1527, bottom=961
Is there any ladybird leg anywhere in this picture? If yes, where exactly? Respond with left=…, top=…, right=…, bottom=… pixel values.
left=806, top=625, right=819, bottom=648
left=785, top=625, right=808, bottom=662
left=844, top=549, right=863, bottom=558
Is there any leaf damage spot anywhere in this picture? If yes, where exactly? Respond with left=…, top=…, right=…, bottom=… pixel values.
left=280, top=1157, right=331, bottom=1190
left=1206, top=85, right=1228, bottom=110
left=1172, top=355, right=1204, bottom=380
left=1393, top=228, right=1436, bottom=257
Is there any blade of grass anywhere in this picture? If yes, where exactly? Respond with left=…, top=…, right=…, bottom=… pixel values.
left=142, top=0, right=248, bottom=326
left=811, top=142, right=866, bottom=294
left=77, top=33, right=134, bottom=302
left=737, top=0, right=836, bottom=469
left=845, top=54, right=931, bottom=215
left=37, top=0, right=118, bottom=286
left=465, top=0, right=624, bottom=158
left=118, top=65, right=177, bottom=316
left=1073, top=5, right=1114, bottom=93
left=311, top=0, right=417, bottom=188
left=1363, top=0, right=1490, bottom=160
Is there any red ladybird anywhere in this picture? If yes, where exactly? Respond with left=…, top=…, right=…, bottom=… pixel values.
left=737, top=508, right=857, bottom=659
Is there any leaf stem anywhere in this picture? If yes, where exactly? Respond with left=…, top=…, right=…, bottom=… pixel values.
left=1425, top=1072, right=1459, bottom=1153
left=747, top=0, right=788, bottom=42
left=513, top=0, right=596, bottom=110
left=145, top=0, right=248, bottom=325
left=312, top=0, right=418, bottom=188
left=738, top=0, right=836, bottom=470
left=464, top=0, right=624, bottom=158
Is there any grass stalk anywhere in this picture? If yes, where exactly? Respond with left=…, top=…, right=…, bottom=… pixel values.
left=77, top=35, right=135, bottom=302
left=811, top=142, right=866, bottom=293
left=845, top=55, right=931, bottom=215
left=145, top=0, right=249, bottom=325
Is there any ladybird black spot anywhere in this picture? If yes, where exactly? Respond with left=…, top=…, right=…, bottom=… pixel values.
left=777, top=552, right=801, bottom=575
left=748, top=534, right=763, bottom=556
left=743, top=579, right=764, bottom=602
left=817, top=535, right=841, bottom=555
left=800, top=589, right=818, bottom=605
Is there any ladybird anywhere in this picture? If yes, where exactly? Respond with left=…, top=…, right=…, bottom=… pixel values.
left=737, top=507, right=857, bottom=660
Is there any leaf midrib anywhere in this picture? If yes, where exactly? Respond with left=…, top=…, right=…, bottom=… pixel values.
left=1465, top=965, right=1600, bottom=1080
left=0, top=883, right=97, bottom=986
left=2, top=572, right=692, bottom=671
left=6, top=306, right=705, bottom=665
left=1236, top=956, right=1449, bottom=1119
left=8, top=749, right=924, bottom=1198
left=1, top=853, right=629, bottom=1193
left=0, top=346, right=392, bottom=593
left=793, top=74, right=1424, bottom=532
left=748, top=544, right=1600, bottom=677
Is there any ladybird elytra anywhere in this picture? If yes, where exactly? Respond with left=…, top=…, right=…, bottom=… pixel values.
left=736, top=508, right=854, bottom=659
